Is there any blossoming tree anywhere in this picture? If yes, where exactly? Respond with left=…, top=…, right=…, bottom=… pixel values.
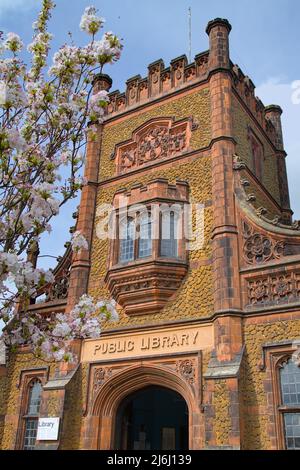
left=0, top=1, right=121, bottom=361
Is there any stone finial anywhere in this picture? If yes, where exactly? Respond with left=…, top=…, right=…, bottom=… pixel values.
left=92, top=73, right=113, bottom=93
left=206, top=18, right=232, bottom=35
left=265, top=104, right=284, bottom=150
left=265, top=104, right=283, bottom=116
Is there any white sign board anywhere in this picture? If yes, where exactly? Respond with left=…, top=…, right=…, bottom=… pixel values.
left=36, top=417, right=60, bottom=441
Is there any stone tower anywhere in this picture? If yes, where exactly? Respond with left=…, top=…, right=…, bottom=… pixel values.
left=1, top=19, right=300, bottom=451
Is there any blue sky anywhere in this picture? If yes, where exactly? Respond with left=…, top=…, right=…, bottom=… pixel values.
left=1, top=0, right=299, bottom=270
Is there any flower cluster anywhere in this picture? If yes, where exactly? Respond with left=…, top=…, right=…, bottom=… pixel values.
left=0, top=252, right=54, bottom=313
left=88, top=89, right=109, bottom=122
left=71, top=230, right=89, bottom=252
left=92, top=32, right=123, bottom=69
left=80, top=6, right=105, bottom=36
left=4, top=33, right=23, bottom=53
left=2, top=294, right=118, bottom=362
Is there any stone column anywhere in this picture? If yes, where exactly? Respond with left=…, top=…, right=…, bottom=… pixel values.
left=66, top=74, right=112, bottom=313
left=206, top=18, right=243, bottom=358
left=204, top=18, right=243, bottom=450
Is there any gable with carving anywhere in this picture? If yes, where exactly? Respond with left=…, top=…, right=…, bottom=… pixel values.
left=111, top=117, right=196, bottom=174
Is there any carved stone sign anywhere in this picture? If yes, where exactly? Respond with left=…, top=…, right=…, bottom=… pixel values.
left=81, top=323, right=213, bottom=362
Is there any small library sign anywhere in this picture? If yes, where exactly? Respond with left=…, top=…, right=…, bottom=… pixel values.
left=36, top=417, right=60, bottom=441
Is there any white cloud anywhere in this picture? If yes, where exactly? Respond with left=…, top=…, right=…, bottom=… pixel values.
left=256, top=78, right=300, bottom=219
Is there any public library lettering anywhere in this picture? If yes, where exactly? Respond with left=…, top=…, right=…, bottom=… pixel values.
left=82, top=325, right=213, bottom=362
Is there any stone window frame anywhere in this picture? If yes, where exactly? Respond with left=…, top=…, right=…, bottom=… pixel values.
left=15, top=367, right=48, bottom=450
left=105, top=179, right=189, bottom=315
left=275, top=355, right=300, bottom=450
left=22, top=379, right=43, bottom=450
left=261, top=342, right=300, bottom=449
left=109, top=196, right=187, bottom=270
left=117, top=209, right=154, bottom=264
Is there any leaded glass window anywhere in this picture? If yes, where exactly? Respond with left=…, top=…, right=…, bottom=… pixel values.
left=22, top=380, right=42, bottom=450
left=280, top=359, right=300, bottom=450
left=160, top=211, right=178, bottom=258
left=119, top=217, right=135, bottom=263
left=138, top=213, right=152, bottom=258
left=23, top=419, right=39, bottom=450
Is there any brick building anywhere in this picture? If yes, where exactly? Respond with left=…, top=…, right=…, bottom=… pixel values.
left=1, top=18, right=300, bottom=450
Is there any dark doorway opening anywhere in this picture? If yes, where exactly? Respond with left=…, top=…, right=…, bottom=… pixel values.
left=115, top=385, right=189, bottom=450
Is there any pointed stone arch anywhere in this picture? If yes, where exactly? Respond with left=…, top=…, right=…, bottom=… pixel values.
left=82, top=363, right=202, bottom=450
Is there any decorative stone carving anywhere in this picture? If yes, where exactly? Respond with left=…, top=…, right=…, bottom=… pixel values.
left=246, top=194, right=256, bottom=203
left=112, top=117, right=194, bottom=174
left=292, top=220, right=300, bottom=230
left=233, top=154, right=246, bottom=170
left=241, top=179, right=250, bottom=187
left=35, top=245, right=72, bottom=304
left=242, top=221, right=285, bottom=264
left=247, top=272, right=299, bottom=307
left=248, top=279, right=269, bottom=304
left=93, top=367, right=112, bottom=397
left=105, top=261, right=188, bottom=315
left=46, top=273, right=70, bottom=301
left=256, top=207, right=268, bottom=217
left=176, top=359, right=195, bottom=385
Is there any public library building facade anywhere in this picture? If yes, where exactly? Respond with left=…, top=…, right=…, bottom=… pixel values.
left=1, top=18, right=300, bottom=450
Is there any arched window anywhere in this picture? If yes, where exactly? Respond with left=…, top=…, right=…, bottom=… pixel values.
left=279, top=358, right=300, bottom=450
left=23, top=379, right=42, bottom=450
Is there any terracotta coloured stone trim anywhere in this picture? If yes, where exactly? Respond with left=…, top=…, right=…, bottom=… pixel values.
left=232, top=87, right=280, bottom=154
left=105, top=52, right=210, bottom=119
left=96, top=139, right=234, bottom=188
left=236, top=166, right=283, bottom=214
left=244, top=310, right=300, bottom=324
left=236, top=192, right=300, bottom=238
left=104, top=79, right=210, bottom=126
left=257, top=340, right=297, bottom=371
left=14, top=368, right=49, bottom=450
left=85, top=358, right=202, bottom=449
left=240, top=256, right=300, bottom=274
left=82, top=351, right=202, bottom=420
left=98, top=148, right=210, bottom=186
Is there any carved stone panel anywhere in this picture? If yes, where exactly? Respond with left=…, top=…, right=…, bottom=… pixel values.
left=242, top=221, right=285, bottom=265
left=112, top=117, right=194, bottom=174
left=246, top=271, right=300, bottom=307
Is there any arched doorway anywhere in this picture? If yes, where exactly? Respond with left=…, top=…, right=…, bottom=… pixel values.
left=114, top=385, right=188, bottom=450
